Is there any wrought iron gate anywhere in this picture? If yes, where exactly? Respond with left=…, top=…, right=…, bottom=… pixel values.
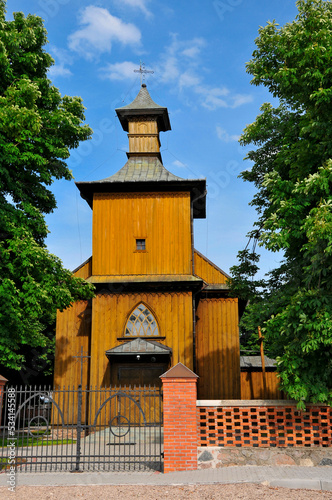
left=0, top=385, right=163, bottom=472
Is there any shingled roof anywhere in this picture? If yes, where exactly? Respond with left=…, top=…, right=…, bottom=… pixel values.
left=116, top=84, right=171, bottom=132
left=76, top=156, right=206, bottom=218
left=98, top=156, right=183, bottom=183
left=105, top=338, right=172, bottom=357
left=240, top=356, right=277, bottom=369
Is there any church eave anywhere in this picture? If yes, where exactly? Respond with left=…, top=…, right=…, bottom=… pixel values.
left=75, top=178, right=206, bottom=218
left=116, top=108, right=171, bottom=132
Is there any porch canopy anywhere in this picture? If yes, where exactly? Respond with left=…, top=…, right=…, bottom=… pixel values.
left=105, top=338, right=172, bottom=363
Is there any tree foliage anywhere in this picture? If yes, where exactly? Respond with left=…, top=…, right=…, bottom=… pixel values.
left=0, top=2, right=94, bottom=375
left=230, top=0, right=332, bottom=407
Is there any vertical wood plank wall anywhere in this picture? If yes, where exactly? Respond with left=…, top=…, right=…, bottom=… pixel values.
left=89, top=291, right=193, bottom=388
left=196, top=298, right=241, bottom=399
left=92, top=192, right=192, bottom=276
left=128, top=119, right=160, bottom=153
left=194, top=251, right=228, bottom=284
left=54, top=259, right=93, bottom=389
left=73, top=258, right=92, bottom=279
left=54, top=301, right=92, bottom=388
left=241, top=371, right=286, bottom=400
left=53, top=300, right=92, bottom=423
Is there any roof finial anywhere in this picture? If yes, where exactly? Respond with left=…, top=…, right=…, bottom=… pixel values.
left=134, top=61, right=154, bottom=86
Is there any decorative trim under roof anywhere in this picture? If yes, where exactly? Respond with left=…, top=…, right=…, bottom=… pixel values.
left=86, top=274, right=203, bottom=284
left=105, top=338, right=172, bottom=357
left=116, top=84, right=171, bottom=132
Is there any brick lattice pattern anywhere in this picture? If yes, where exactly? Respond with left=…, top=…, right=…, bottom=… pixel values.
left=198, top=406, right=332, bottom=448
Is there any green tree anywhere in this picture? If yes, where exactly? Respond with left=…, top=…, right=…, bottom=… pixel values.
left=0, top=1, right=94, bottom=376
left=231, top=0, right=332, bottom=407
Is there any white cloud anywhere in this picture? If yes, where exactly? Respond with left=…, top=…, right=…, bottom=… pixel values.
left=97, top=34, right=252, bottom=111
left=157, top=36, right=205, bottom=85
left=181, top=38, right=206, bottom=58
left=155, top=36, right=251, bottom=110
left=115, top=0, right=152, bottom=18
left=216, top=126, right=240, bottom=143
left=68, top=6, right=141, bottom=60
left=101, top=61, right=138, bottom=80
left=197, top=86, right=229, bottom=110
left=232, top=94, right=254, bottom=107
left=179, top=71, right=200, bottom=90
left=48, top=65, right=72, bottom=78
left=48, top=46, right=73, bottom=78
left=195, top=86, right=253, bottom=111
left=172, top=159, right=186, bottom=168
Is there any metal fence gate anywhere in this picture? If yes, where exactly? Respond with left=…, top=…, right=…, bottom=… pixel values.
left=0, top=385, right=163, bottom=472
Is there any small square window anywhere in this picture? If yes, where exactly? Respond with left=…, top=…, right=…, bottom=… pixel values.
left=136, top=239, right=146, bottom=251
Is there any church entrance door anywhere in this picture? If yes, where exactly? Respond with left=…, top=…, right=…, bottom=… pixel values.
left=112, top=362, right=167, bottom=424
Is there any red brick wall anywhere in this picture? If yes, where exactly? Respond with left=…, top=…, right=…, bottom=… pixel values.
left=197, top=405, right=332, bottom=448
left=162, top=378, right=198, bottom=472
left=0, top=378, right=7, bottom=427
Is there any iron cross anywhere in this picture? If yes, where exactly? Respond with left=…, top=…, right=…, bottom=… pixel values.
left=134, top=61, right=154, bottom=84
left=73, top=346, right=91, bottom=387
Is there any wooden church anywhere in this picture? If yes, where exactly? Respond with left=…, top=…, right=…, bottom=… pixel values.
left=54, top=84, right=241, bottom=400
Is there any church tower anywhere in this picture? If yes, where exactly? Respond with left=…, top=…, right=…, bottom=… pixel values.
left=54, top=84, right=240, bottom=399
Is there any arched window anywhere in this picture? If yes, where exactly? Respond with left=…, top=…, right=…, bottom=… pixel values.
left=125, top=303, right=159, bottom=337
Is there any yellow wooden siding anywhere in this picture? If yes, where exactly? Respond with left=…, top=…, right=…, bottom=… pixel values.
left=89, top=291, right=193, bottom=389
left=73, top=258, right=92, bottom=279
left=54, top=301, right=91, bottom=388
left=194, top=251, right=228, bottom=284
left=53, top=301, right=92, bottom=423
left=196, top=298, right=240, bottom=399
left=241, top=371, right=286, bottom=400
left=92, top=192, right=192, bottom=276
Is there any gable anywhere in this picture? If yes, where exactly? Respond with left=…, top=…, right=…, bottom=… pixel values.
left=194, top=250, right=230, bottom=285
left=73, top=257, right=92, bottom=279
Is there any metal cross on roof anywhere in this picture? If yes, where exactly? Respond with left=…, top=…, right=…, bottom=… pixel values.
left=134, top=61, right=154, bottom=84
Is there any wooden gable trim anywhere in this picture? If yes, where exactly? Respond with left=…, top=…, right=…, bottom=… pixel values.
left=193, top=249, right=230, bottom=285
left=72, top=256, right=92, bottom=279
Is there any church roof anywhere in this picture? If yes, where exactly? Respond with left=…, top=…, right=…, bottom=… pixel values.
left=116, top=84, right=171, bottom=132
left=99, top=156, right=183, bottom=183
left=240, top=356, right=277, bottom=369
left=76, top=156, right=206, bottom=218
left=76, top=83, right=206, bottom=218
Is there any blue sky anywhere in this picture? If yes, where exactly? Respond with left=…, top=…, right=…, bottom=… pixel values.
left=8, top=0, right=299, bottom=277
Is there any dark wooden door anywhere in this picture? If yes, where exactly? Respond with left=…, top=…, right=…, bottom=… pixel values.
left=113, top=363, right=166, bottom=424
left=117, top=363, right=167, bottom=387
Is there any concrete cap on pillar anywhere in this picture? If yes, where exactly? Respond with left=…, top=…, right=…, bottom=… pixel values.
left=160, top=362, right=198, bottom=379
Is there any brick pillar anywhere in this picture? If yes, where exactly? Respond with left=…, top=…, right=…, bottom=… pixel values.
left=0, top=375, right=8, bottom=427
left=160, top=362, right=198, bottom=473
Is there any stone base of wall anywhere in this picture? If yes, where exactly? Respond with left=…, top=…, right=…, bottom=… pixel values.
left=198, top=447, right=332, bottom=468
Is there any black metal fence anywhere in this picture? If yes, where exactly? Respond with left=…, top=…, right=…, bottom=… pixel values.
left=0, top=385, right=163, bottom=472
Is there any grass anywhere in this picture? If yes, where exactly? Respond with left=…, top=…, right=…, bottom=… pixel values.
left=2, top=433, right=76, bottom=447
left=0, top=457, right=27, bottom=470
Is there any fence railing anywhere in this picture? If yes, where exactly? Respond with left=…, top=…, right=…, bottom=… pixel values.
left=0, top=385, right=163, bottom=472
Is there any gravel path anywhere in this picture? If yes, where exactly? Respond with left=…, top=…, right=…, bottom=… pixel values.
left=1, top=483, right=332, bottom=499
